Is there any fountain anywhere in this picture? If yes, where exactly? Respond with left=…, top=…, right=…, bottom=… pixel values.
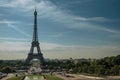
left=24, top=76, right=30, bottom=80
left=24, top=59, right=45, bottom=80
left=28, top=59, right=42, bottom=74
left=24, top=76, right=45, bottom=80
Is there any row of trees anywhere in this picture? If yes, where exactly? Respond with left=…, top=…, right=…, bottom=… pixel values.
left=46, top=55, right=120, bottom=76
left=0, top=60, right=25, bottom=73
left=0, top=55, right=120, bottom=76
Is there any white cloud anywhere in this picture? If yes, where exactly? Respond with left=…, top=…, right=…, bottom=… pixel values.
left=40, top=42, right=68, bottom=50
left=0, top=0, right=118, bottom=34
left=41, top=42, right=120, bottom=59
left=75, top=17, right=113, bottom=22
left=0, top=41, right=29, bottom=52
left=0, top=0, right=35, bottom=8
left=7, top=23, right=31, bottom=37
left=0, top=41, right=120, bottom=59
left=0, top=0, right=120, bottom=60
left=0, top=20, right=19, bottom=24
left=35, top=0, right=120, bottom=34
left=0, top=37, right=29, bottom=41
left=108, top=34, right=120, bottom=38
left=0, top=20, right=31, bottom=37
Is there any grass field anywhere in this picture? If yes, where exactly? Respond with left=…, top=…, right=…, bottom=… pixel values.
left=7, top=74, right=63, bottom=80
left=7, top=76, right=24, bottom=80
left=46, top=75, right=64, bottom=80
left=28, top=75, right=42, bottom=79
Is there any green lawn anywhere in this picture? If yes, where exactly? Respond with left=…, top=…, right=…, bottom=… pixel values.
left=28, top=75, right=42, bottom=79
left=7, top=76, right=24, bottom=80
left=7, top=75, right=63, bottom=80
left=46, top=75, right=64, bottom=80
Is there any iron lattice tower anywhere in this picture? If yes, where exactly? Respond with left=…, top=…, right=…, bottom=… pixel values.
left=26, top=9, right=45, bottom=64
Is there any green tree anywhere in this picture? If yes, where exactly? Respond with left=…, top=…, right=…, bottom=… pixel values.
left=2, top=66, right=15, bottom=73
left=110, top=65, right=120, bottom=76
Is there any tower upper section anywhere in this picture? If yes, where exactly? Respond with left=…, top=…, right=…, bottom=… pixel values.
left=33, top=9, right=38, bottom=42
left=34, top=9, right=37, bottom=15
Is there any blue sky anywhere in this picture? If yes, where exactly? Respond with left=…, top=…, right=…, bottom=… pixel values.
left=0, top=0, right=120, bottom=60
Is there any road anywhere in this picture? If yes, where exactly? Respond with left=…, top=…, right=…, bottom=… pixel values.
left=56, top=74, right=96, bottom=80
left=1, top=74, right=14, bottom=80
left=56, top=74, right=120, bottom=80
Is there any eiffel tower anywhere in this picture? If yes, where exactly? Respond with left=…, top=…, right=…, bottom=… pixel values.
left=26, top=9, right=45, bottom=64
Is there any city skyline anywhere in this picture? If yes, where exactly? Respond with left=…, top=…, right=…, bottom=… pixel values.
left=0, top=0, right=120, bottom=60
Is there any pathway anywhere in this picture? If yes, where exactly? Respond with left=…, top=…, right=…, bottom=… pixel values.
left=56, top=74, right=120, bottom=80
left=56, top=74, right=106, bottom=80
left=1, top=74, right=14, bottom=80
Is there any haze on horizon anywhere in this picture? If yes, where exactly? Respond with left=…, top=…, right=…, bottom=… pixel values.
left=0, top=0, right=120, bottom=60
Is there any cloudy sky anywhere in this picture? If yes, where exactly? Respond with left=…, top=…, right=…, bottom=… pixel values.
left=0, top=0, right=120, bottom=60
